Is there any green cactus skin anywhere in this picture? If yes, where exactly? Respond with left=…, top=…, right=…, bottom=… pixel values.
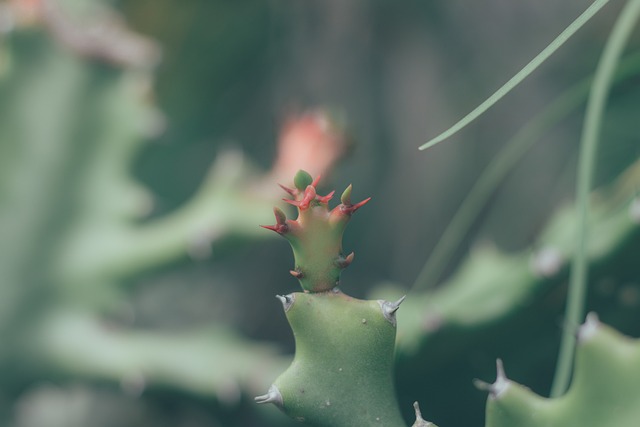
left=272, top=291, right=405, bottom=426
left=484, top=314, right=640, bottom=427
left=258, top=171, right=437, bottom=426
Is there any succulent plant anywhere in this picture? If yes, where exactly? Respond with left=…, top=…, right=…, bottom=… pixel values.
left=256, top=170, right=436, bottom=427
left=482, top=314, right=640, bottom=427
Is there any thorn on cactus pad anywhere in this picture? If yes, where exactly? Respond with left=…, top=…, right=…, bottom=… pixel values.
left=278, top=183, right=296, bottom=196
left=260, top=224, right=288, bottom=234
left=261, top=207, right=289, bottom=234
left=412, top=401, right=437, bottom=427
left=335, top=252, right=355, bottom=269
left=379, top=295, right=406, bottom=327
left=577, top=312, right=600, bottom=343
left=290, top=269, right=303, bottom=279
left=341, top=197, right=372, bottom=215
left=316, top=190, right=335, bottom=204
left=255, top=384, right=283, bottom=408
left=276, top=294, right=295, bottom=311
left=474, top=359, right=509, bottom=398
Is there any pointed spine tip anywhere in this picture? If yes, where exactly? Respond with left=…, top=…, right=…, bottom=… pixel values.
left=278, top=184, right=296, bottom=196
left=289, top=269, right=303, bottom=279
left=496, top=359, right=506, bottom=381
left=261, top=207, right=290, bottom=234
left=578, top=312, right=600, bottom=343
left=341, top=196, right=371, bottom=215
left=412, top=401, right=436, bottom=426
left=276, top=294, right=295, bottom=311
left=475, top=359, right=509, bottom=398
left=260, top=224, right=287, bottom=234
left=255, top=384, right=283, bottom=407
left=379, top=295, right=406, bottom=327
left=413, top=401, right=423, bottom=420
left=317, top=190, right=335, bottom=204
left=335, top=252, right=355, bottom=269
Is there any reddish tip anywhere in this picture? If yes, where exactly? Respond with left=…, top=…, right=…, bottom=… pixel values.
left=290, top=269, right=303, bottom=279
left=311, top=174, right=322, bottom=188
left=336, top=252, right=355, bottom=268
left=260, top=223, right=288, bottom=234
left=345, top=252, right=355, bottom=263
left=317, top=190, right=335, bottom=204
left=341, top=197, right=371, bottom=215
left=278, top=184, right=296, bottom=196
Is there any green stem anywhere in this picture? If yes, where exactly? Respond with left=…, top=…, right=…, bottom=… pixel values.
left=550, top=0, right=640, bottom=398
left=419, top=0, right=611, bottom=151
left=411, top=52, right=640, bottom=292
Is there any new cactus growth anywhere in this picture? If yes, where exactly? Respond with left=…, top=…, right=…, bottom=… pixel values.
left=261, top=170, right=369, bottom=293
left=257, top=170, right=436, bottom=427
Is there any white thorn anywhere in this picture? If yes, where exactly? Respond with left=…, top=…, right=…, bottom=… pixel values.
left=276, top=294, right=295, bottom=312
left=475, top=359, right=509, bottom=399
left=414, top=401, right=424, bottom=420
left=578, top=312, right=600, bottom=343
left=254, top=384, right=283, bottom=408
left=379, top=295, right=406, bottom=327
left=412, top=401, right=436, bottom=426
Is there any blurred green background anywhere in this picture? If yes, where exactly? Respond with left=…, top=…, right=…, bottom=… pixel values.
left=1, top=0, right=639, bottom=426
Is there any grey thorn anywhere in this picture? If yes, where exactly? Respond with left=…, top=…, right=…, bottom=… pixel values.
left=412, top=401, right=437, bottom=427
left=577, top=312, right=600, bottom=343
left=474, top=359, right=509, bottom=399
left=276, top=294, right=295, bottom=312
left=255, top=384, right=283, bottom=408
left=379, top=295, right=406, bottom=327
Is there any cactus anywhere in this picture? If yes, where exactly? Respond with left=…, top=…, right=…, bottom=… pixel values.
left=256, top=170, right=436, bottom=427
left=256, top=171, right=640, bottom=427
left=482, top=314, right=640, bottom=427
left=0, top=1, right=348, bottom=421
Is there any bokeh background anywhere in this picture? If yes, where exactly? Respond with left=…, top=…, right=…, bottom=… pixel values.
left=1, top=0, right=639, bottom=426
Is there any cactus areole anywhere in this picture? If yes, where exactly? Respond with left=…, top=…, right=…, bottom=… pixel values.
left=257, top=171, right=433, bottom=427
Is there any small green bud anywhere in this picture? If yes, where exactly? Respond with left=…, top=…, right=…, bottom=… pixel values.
left=294, top=170, right=314, bottom=191
left=340, top=184, right=353, bottom=205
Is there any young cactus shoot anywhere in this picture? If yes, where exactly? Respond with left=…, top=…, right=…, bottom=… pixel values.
left=261, top=170, right=370, bottom=293
left=256, top=170, right=436, bottom=427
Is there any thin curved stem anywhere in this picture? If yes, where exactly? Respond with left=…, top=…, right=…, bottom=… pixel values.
left=411, top=52, right=640, bottom=292
left=550, top=0, right=640, bottom=398
left=419, top=0, right=611, bottom=151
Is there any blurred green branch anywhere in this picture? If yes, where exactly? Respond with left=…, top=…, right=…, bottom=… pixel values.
left=395, top=157, right=640, bottom=358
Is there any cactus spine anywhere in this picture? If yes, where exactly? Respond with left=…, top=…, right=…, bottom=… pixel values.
left=257, top=170, right=435, bottom=427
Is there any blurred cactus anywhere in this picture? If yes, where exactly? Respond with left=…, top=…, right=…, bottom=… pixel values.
left=394, top=158, right=640, bottom=359
left=0, top=1, right=347, bottom=424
